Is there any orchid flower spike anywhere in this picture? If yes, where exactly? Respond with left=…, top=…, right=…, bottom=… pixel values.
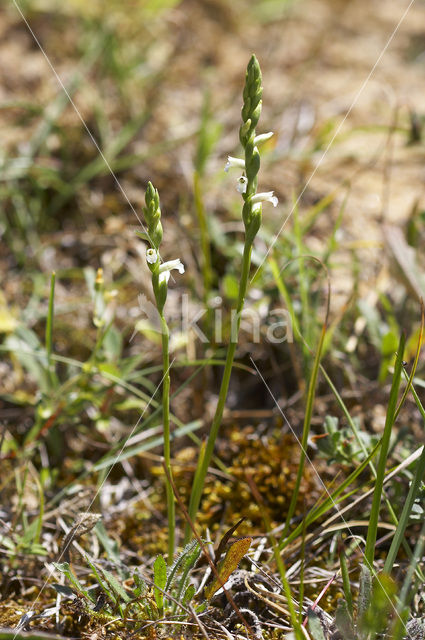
left=224, top=156, right=245, bottom=173
left=158, top=258, right=185, bottom=284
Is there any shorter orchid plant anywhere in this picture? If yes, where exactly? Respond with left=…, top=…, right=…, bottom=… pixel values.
left=137, top=181, right=185, bottom=562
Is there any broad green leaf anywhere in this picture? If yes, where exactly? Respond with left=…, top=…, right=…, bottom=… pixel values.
left=132, top=570, right=147, bottom=598
left=307, top=610, right=327, bottom=640
left=51, top=584, right=75, bottom=599
left=204, top=537, right=252, bottom=600
left=153, top=555, right=167, bottom=612
left=357, top=564, right=372, bottom=621
left=359, top=574, right=397, bottom=638
left=335, top=599, right=355, bottom=640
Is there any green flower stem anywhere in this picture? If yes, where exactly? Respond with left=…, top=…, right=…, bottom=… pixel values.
left=185, top=55, right=268, bottom=543
left=193, top=170, right=214, bottom=338
left=160, top=311, right=175, bottom=562
left=185, top=241, right=252, bottom=543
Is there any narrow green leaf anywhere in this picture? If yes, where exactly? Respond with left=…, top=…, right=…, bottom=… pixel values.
left=97, top=565, right=131, bottom=603
left=165, top=540, right=198, bottom=591
left=51, top=584, right=75, bottom=599
left=365, top=333, right=405, bottom=567
left=280, top=321, right=327, bottom=544
left=53, top=562, right=92, bottom=601
left=358, top=574, right=397, bottom=638
left=85, top=558, right=116, bottom=605
left=132, top=570, right=147, bottom=598
left=384, top=441, right=425, bottom=574
left=182, top=583, right=196, bottom=606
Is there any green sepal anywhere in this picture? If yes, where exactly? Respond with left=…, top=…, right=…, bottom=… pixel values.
left=250, top=100, right=262, bottom=129
left=151, top=221, right=163, bottom=251
left=239, top=119, right=252, bottom=146
left=155, top=279, right=168, bottom=314
left=246, top=54, right=262, bottom=91
left=245, top=208, right=261, bottom=244
left=144, top=181, right=163, bottom=250
left=245, top=146, right=260, bottom=183
left=241, top=98, right=252, bottom=123
left=242, top=200, right=252, bottom=227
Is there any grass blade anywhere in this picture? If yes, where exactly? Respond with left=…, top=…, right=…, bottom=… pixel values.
left=279, top=320, right=327, bottom=544
left=364, top=332, right=405, bottom=568
left=383, top=415, right=425, bottom=574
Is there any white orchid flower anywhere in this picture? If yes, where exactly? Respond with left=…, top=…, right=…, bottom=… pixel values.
left=224, top=156, right=245, bottom=172
left=236, top=175, right=248, bottom=194
left=146, top=248, right=159, bottom=264
left=251, top=191, right=278, bottom=208
left=158, top=258, right=185, bottom=284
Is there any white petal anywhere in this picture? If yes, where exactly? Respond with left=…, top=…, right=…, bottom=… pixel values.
left=253, top=132, right=274, bottom=146
left=224, top=156, right=245, bottom=173
left=251, top=191, right=278, bottom=207
left=158, top=271, right=170, bottom=285
left=159, top=258, right=185, bottom=275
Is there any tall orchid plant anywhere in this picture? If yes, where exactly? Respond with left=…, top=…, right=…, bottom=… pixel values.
left=185, top=54, right=278, bottom=540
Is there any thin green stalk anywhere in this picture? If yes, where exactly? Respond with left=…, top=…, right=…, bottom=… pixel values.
left=185, top=242, right=252, bottom=542
left=383, top=441, right=425, bottom=574
left=279, top=321, right=326, bottom=545
left=160, top=312, right=175, bottom=562
left=293, top=204, right=311, bottom=363
left=246, top=474, right=304, bottom=640
left=33, top=471, right=45, bottom=546
left=298, top=513, right=307, bottom=625
left=280, top=440, right=381, bottom=551
left=193, top=170, right=214, bottom=334
left=364, top=333, right=405, bottom=568
left=45, top=271, right=56, bottom=388
left=391, top=518, right=425, bottom=640
left=320, top=364, right=415, bottom=562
